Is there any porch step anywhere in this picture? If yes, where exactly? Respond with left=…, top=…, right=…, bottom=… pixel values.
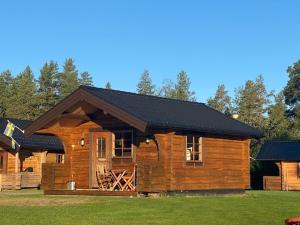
left=44, top=189, right=137, bottom=196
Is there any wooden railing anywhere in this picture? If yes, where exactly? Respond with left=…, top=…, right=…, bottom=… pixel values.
left=41, top=163, right=70, bottom=190
left=263, top=176, right=281, bottom=190
left=0, top=172, right=41, bottom=190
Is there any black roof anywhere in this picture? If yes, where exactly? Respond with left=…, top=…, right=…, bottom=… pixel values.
left=256, top=140, right=300, bottom=161
left=0, top=118, right=63, bottom=152
left=81, top=86, right=262, bottom=138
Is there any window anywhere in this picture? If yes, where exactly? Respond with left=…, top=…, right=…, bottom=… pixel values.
left=186, top=135, right=203, bottom=162
left=56, top=154, right=64, bottom=164
left=113, top=131, right=132, bottom=158
left=97, top=137, right=106, bottom=159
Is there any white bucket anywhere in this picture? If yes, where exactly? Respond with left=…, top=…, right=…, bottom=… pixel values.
left=67, top=181, right=76, bottom=190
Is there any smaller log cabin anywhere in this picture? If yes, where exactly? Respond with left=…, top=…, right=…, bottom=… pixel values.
left=0, top=118, right=64, bottom=190
left=25, top=86, right=262, bottom=195
left=256, top=141, right=300, bottom=191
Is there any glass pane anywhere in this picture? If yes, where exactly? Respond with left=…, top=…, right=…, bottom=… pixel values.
left=124, top=139, right=132, bottom=148
left=115, top=139, right=122, bottom=148
left=194, top=144, right=199, bottom=161
left=115, top=148, right=122, bottom=157
left=123, top=148, right=132, bottom=157
left=98, top=138, right=106, bottom=158
left=187, top=135, right=193, bottom=144
left=186, top=143, right=193, bottom=161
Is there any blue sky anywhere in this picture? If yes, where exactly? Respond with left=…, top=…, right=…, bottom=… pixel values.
left=0, top=1, right=299, bottom=102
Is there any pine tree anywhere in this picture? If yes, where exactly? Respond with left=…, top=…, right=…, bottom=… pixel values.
left=207, top=84, right=232, bottom=114
left=234, top=75, right=270, bottom=157
left=59, top=58, right=79, bottom=98
left=0, top=70, right=13, bottom=117
left=37, top=61, right=59, bottom=114
left=79, top=71, right=93, bottom=86
left=6, top=66, right=39, bottom=120
left=173, top=71, right=196, bottom=101
left=283, top=60, right=300, bottom=129
left=234, top=75, right=269, bottom=129
left=265, top=92, right=291, bottom=140
left=158, top=79, right=176, bottom=98
left=105, top=82, right=112, bottom=89
left=137, top=70, right=155, bottom=95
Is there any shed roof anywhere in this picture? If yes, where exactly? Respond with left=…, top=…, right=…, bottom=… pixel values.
left=25, top=86, right=262, bottom=138
left=256, top=140, right=300, bottom=161
left=0, top=118, right=63, bottom=152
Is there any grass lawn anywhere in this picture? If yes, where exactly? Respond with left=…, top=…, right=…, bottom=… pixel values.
left=0, top=190, right=299, bottom=225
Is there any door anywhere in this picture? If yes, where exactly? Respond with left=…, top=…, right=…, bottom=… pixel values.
left=0, top=150, right=7, bottom=174
left=92, top=132, right=112, bottom=187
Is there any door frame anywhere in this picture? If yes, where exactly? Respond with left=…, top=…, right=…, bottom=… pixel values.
left=89, top=131, right=112, bottom=188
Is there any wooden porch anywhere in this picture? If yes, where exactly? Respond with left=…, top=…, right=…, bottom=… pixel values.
left=44, top=189, right=137, bottom=196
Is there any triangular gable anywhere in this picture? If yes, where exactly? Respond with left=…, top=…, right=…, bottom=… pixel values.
left=25, top=87, right=147, bottom=136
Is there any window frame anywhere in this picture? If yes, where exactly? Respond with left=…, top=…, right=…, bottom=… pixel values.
left=185, top=135, right=204, bottom=165
left=56, top=154, right=64, bottom=164
left=97, top=137, right=106, bottom=159
left=112, top=130, right=133, bottom=158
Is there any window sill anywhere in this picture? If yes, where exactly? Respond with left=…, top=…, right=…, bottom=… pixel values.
left=186, top=161, right=204, bottom=167
left=112, top=156, right=133, bottom=159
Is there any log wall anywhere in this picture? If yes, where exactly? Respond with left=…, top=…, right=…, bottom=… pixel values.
left=136, top=133, right=250, bottom=192
left=282, top=162, right=300, bottom=191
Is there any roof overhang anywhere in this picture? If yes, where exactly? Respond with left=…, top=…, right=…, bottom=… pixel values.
left=25, top=88, right=148, bottom=136
left=0, top=133, right=20, bottom=151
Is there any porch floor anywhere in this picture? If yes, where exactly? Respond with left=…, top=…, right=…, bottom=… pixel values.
left=44, top=189, right=137, bottom=196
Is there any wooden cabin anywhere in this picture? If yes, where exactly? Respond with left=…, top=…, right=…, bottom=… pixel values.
left=24, top=86, right=262, bottom=195
left=0, top=118, right=64, bottom=190
left=256, top=141, right=300, bottom=191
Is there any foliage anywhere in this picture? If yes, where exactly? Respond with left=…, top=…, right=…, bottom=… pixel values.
left=158, top=79, right=176, bottom=98
left=59, top=58, right=79, bottom=98
left=37, top=61, right=60, bottom=114
left=137, top=70, right=155, bottom=95
left=158, top=71, right=196, bottom=101
left=6, top=66, right=39, bottom=120
left=174, top=70, right=196, bottom=101
left=207, top=84, right=232, bottom=114
left=0, top=58, right=92, bottom=119
left=234, top=75, right=270, bottom=129
left=283, top=60, right=300, bottom=114
left=265, top=92, right=291, bottom=140
left=79, top=71, right=93, bottom=86
left=105, top=82, right=112, bottom=89
left=0, top=70, right=13, bottom=117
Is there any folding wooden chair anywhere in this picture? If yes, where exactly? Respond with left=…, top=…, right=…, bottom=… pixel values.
left=121, top=165, right=136, bottom=191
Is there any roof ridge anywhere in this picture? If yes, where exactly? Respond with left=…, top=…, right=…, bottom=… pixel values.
left=80, top=85, right=206, bottom=106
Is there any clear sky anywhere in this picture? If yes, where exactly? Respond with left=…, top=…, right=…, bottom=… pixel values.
left=0, top=0, right=299, bottom=102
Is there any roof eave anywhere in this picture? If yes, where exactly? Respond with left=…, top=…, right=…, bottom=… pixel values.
left=25, top=87, right=148, bottom=137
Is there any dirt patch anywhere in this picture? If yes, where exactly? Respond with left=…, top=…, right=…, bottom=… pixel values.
left=0, top=194, right=94, bottom=206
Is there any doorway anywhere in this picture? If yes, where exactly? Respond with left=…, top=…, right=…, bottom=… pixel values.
left=92, top=132, right=112, bottom=188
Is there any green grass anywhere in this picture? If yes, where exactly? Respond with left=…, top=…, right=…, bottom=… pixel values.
left=0, top=190, right=299, bottom=225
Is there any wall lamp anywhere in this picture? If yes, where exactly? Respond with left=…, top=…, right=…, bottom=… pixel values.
left=80, top=138, right=85, bottom=147
left=145, top=137, right=151, bottom=144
